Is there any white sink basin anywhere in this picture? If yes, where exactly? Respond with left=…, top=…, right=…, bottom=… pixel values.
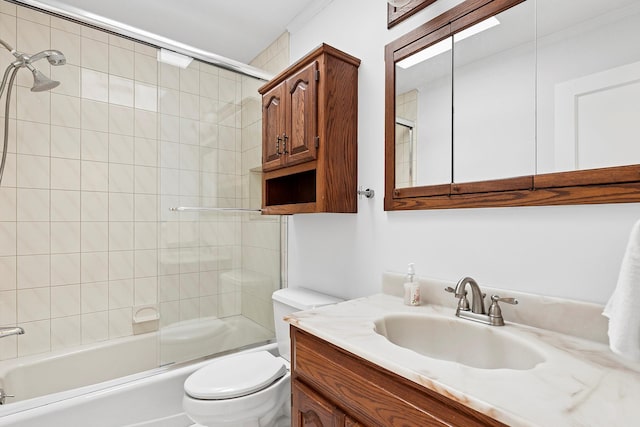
left=374, top=313, right=545, bottom=370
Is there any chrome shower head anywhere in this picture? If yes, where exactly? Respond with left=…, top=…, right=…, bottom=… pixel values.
left=27, top=50, right=66, bottom=66
left=30, top=68, right=59, bottom=92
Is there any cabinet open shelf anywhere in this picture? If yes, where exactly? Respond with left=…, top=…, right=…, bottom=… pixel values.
left=265, top=169, right=317, bottom=207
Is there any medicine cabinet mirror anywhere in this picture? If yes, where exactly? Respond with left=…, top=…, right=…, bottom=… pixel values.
left=385, top=0, right=640, bottom=210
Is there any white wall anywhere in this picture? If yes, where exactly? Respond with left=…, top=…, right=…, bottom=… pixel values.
left=286, top=0, right=640, bottom=305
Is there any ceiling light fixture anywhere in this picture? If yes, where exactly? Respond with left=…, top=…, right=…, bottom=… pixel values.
left=397, top=16, right=500, bottom=69
left=157, top=48, right=193, bottom=69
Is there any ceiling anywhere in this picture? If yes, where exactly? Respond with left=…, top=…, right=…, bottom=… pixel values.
left=24, top=0, right=330, bottom=65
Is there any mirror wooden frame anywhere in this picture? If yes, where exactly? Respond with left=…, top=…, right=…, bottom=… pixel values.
left=384, top=0, right=640, bottom=211
left=387, top=0, right=438, bottom=28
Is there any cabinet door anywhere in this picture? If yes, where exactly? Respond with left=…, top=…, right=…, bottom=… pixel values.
left=262, top=83, right=286, bottom=171
left=293, top=379, right=342, bottom=427
left=285, top=61, right=318, bottom=166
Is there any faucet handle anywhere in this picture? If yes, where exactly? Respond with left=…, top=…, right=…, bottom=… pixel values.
left=491, top=295, right=518, bottom=305
left=488, top=295, right=518, bottom=326
left=445, top=287, right=470, bottom=311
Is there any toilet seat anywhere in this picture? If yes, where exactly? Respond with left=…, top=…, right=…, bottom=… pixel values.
left=184, top=351, right=287, bottom=400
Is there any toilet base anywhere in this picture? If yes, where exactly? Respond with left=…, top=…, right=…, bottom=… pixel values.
left=188, top=415, right=289, bottom=427
left=187, top=411, right=289, bottom=427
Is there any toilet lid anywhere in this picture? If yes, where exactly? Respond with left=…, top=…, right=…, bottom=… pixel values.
left=184, top=351, right=287, bottom=400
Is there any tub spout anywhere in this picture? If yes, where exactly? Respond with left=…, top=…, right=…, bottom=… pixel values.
left=0, top=388, right=13, bottom=404
left=0, top=326, right=24, bottom=338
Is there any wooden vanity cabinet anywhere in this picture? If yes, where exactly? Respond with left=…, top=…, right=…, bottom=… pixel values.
left=293, top=379, right=345, bottom=426
left=291, top=326, right=506, bottom=427
left=259, top=44, right=360, bottom=215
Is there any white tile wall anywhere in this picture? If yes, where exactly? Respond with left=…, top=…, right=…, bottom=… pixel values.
left=0, top=1, right=282, bottom=364
left=395, top=90, right=418, bottom=188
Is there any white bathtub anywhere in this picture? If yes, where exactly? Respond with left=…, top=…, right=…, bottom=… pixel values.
left=0, top=343, right=277, bottom=427
left=0, top=333, right=158, bottom=404
left=0, top=315, right=274, bottom=426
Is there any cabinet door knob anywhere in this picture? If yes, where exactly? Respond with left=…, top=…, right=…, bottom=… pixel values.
left=276, top=135, right=282, bottom=156
left=282, top=133, right=289, bottom=154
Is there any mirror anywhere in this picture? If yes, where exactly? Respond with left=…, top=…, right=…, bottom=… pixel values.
left=396, top=37, right=452, bottom=188
left=536, top=0, right=640, bottom=174
left=386, top=0, right=640, bottom=210
left=452, top=3, right=535, bottom=184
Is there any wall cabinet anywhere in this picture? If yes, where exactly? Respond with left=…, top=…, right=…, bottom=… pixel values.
left=259, top=44, right=360, bottom=215
left=291, top=326, right=506, bottom=427
left=262, top=61, right=318, bottom=172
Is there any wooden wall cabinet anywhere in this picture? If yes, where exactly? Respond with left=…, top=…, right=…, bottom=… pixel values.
left=262, top=61, right=318, bottom=172
left=291, top=326, right=506, bottom=427
left=259, top=44, right=360, bottom=215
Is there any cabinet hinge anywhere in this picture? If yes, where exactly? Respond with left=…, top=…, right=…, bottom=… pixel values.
left=315, top=70, right=320, bottom=81
left=315, top=136, right=320, bottom=148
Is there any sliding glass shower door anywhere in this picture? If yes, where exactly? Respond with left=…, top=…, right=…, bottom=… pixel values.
left=156, top=59, right=281, bottom=365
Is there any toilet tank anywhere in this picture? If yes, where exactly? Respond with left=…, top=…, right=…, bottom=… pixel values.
left=272, top=287, right=342, bottom=362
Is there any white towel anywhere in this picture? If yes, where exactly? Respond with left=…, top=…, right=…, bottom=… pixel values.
left=603, top=219, right=640, bottom=361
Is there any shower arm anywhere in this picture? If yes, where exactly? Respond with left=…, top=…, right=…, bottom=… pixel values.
left=27, top=50, right=66, bottom=66
left=0, top=38, right=16, bottom=56
left=0, top=39, right=26, bottom=65
left=0, top=38, right=64, bottom=67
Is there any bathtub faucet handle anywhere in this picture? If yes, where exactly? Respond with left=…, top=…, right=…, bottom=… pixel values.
left=0, top=388, right=14, bottom=404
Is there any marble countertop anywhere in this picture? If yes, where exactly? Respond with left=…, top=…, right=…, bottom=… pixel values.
left=286, top=278, right=640, bottom=427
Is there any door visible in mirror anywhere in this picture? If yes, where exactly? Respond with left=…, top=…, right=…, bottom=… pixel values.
left=536, top=0, right=640, bottom=174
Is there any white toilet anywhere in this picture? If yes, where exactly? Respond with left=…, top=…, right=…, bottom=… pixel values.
left=182, top=287, right=342, bottom=427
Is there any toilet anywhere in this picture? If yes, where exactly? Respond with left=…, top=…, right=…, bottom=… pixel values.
left=182, top=287, right=342, bottom=427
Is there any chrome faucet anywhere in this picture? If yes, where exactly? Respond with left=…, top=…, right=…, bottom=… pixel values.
left=0, top=326, right=24, bottom=338
left=446, top=277, right=517, bottom=326
left=0, top=388, right=13, bottom=404
left=454, top=277, right=485, bottom=314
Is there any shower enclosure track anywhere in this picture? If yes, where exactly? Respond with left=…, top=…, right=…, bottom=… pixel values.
left=10, top=0, right=274, bottom=81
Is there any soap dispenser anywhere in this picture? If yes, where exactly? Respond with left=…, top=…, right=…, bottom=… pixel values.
left=403, top=263, right=420, bottom=306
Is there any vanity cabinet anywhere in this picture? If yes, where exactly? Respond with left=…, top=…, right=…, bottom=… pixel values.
left=293, top=379, right=345, bottom=426
left=291, top=326, right=506, bottom=427
left=293, top=379, right=366, bottom=427
left=259, top=44, right=360, bottom=215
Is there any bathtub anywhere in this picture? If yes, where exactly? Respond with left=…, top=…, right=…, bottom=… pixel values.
left=0, top=333, right=158, bottom=404
left=0, top=316, right=274, bottom=426
left=0, top=343, right=277, bottom=427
